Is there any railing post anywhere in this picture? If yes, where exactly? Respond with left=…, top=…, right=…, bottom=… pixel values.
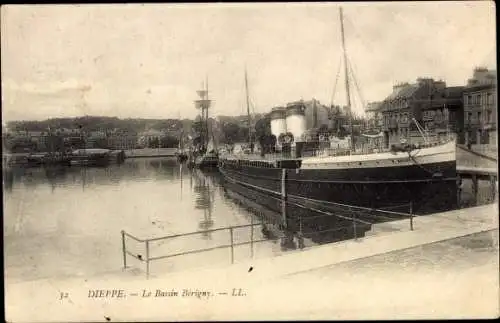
left=409, top=201, right=414, bottom=231
left=121, top=230, right=127, bottom=269
left=250, top=217, right=254, bottom=258
left=145, top=240, right=150, bottom=279
left=353, top=209, right=357, bottom=240
left=229, top=227, right=234, bottom=264
left=472, top=174, right=479, bottom=206
left=298, top=215, right=305, bottom=249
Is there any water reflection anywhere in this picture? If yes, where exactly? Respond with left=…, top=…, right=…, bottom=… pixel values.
left=3, top=157, right=184, bottom=192
left=192, top=170, right=216, bottom=239
left=5, top=158, right=285, bottom=282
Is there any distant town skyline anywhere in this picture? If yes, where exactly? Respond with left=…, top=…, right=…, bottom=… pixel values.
left=1, top=2, right=496, bottom=122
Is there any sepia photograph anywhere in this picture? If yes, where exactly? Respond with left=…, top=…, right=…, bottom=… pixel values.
left=2, top=1, right=498, bottom=321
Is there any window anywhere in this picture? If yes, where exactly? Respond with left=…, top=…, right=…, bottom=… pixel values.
left=467, top=112, right=472, bottom=121
left=468, top=95, right=472, bottom=105
left=487, top=110, right=492, bottom=123
left=478, top=111, right=482, bottom=122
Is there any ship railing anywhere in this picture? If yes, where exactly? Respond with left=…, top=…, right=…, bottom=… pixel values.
left=121, top=221, right=280, bottom=279
left=304, top=136, right=455, bottom=158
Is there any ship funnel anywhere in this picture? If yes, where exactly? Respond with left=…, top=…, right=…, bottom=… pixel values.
left=270, top=107, right=287, bottom=145
left=285, top=101, right=307, bottom=144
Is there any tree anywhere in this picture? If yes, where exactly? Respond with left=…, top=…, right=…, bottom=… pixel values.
left=254, top=116, right=271, bottom=140
left=221, top=122, right=241, bottom=144
left=159, top=135, right=179, bottom=148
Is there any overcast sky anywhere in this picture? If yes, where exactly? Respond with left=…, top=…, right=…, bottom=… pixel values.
left=1, top=2, right=496, bottom=122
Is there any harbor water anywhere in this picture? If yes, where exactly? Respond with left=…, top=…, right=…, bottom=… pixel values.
left=3, top=158, right=289, bottom=283
left=3, top=158, right=497, bottom=283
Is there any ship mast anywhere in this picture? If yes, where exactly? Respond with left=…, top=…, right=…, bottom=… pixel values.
left=205, top=75, right=209, bottom=149
left=195, top=76, right=211, bottom=152
left=245, top=68, right=252, bottom=147
left=339, top=7, right=355, bottom=151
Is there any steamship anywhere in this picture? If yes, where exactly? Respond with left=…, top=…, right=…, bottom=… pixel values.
left=218, top=7, right=458, bottom=225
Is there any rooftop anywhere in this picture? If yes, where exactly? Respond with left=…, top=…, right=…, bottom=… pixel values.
left=384, top=84, right=420, bottom=101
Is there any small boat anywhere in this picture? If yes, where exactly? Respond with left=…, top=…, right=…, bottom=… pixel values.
left=194, top=151, right=219, bottom=168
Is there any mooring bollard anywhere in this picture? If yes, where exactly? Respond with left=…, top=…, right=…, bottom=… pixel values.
left=121, top=230, right=127, bottom=269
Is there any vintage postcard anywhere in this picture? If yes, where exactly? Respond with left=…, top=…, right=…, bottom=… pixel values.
left=2, top=1, right=498, bottom=321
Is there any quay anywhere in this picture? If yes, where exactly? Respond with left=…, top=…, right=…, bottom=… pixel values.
left=6, top=203, right=498, bottom=322
left=456, top=144, right=498, bottom=206
left=124, top=148, right=178, bottom=158
left=146, top=203, right=497, bottom=282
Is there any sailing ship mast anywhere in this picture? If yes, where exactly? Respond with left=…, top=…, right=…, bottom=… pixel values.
left=195, top=76, right=211, bottom=153
left=205, top=75, right=210, bottom=150
left=339, top=7, right=355, bottom=151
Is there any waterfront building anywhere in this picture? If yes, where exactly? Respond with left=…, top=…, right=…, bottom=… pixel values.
left=107, top=131, right=139, bottom=150
left=380, top=78, right=465, bottom=147
left=463, top=67, right=497, bottom=146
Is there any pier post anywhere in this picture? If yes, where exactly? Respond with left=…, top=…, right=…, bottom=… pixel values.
left=409, top=201, right=414, bottom=231
left=229, top=227, right=234, bottom=264
left=456, top=176, right=462, bottom=209
left=121, top=230, right=127, bottom=269
left=472, top=174, right=479, bottom=206
left=145, top=240, right=150, bottom=279
left=489, top=175, right=497, bottom=202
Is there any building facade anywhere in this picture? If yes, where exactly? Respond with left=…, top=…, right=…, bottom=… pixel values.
left=463, top=67, right=497, bottom=146
left=380, top=78, right=465, bottom=147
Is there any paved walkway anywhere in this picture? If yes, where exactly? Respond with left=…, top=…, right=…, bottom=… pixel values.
left=6, top=204, right=498, bottom=322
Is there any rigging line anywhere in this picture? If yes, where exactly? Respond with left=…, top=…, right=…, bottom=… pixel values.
left=344, top=14, right=374, bottom=54
left=347, top=57, right=367, bottom=112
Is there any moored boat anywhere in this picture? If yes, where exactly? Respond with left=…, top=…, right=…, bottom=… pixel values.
left=194, top=151, right=219, bottom=168
left=218, top=7, right=458, bottom=220
left=219, top=136, right=457, bottom=215
left=189, top=78, right=219, bottom=169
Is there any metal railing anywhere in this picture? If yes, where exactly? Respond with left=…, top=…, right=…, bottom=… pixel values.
left=121, top=222, right=278, bottom=278
left=121, top=193, right=415, bottom=278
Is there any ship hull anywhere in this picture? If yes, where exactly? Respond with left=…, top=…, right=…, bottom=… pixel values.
left=220, top=160, right=457, bottom=214
left=219, top=141, right=458, bottom=215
